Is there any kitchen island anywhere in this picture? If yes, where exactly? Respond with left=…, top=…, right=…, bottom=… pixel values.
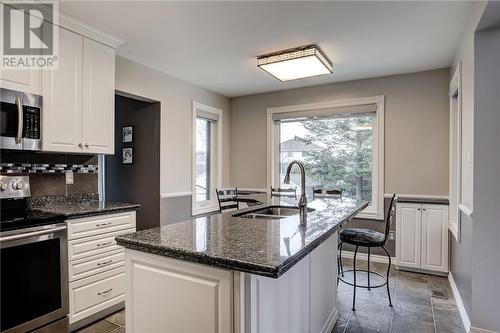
left=116, top=196, right=368, bottom=333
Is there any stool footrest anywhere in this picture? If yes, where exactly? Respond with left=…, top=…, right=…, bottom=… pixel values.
left=338, top=269, right=388, bottom=289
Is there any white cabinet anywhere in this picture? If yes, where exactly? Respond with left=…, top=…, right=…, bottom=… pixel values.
left=421, top=205, right=449, bottom=272
left=42, top=27, right=83, bottom=153
left=68, top=211, right=136, bottom=327
left=0, top=69, right=42, bottom=95
left=0, top=12, right=42, bottom=95
left=396, top=203, right=449, bottom=273
left=42, top=26, right=115, bottom=154
left=81, top=38, right=115, bottom=154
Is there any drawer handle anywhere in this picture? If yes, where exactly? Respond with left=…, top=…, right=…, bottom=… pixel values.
left=97, top=288, right=113, bottom=296
left=96, top=241, right=113, bottom=247
left=96, top=222, right=112, bottom=228
left=97, top=259, right=113, bottom=267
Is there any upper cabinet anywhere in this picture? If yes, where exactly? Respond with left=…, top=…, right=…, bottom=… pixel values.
left=0, top=69, right=42, bottom=95
left=42, top=27, right=83, bottom=153
left=42, top=27, right=115, bottom=154
left=1, top=6, right=122, bottom=155
left=81, top=38, right=115, bottom=154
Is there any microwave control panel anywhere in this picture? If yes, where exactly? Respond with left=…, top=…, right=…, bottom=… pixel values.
left=23, top=106, right=40, bottom=139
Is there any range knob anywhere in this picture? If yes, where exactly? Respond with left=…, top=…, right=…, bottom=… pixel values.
left=12, top=181, right=23, bottom=190
left=0, top=182, right=7, bottom=191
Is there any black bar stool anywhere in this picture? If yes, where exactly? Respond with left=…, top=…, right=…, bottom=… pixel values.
left=338, top=194, right=397, bottom=311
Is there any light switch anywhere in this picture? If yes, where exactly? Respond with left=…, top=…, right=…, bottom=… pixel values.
left=65, top=171, right=74, bottom=185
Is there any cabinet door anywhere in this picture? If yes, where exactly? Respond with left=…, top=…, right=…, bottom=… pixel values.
left=42, top=27, right=83, bottom=153
left=82, top=38, right=115, bottom=154
left=421, top=204, right=449, bottom=272
left=0, top=70, right=42, bottom=95
left=396, top=203, right=422, bottom=269
left=0, top=11, right=42, bottom=95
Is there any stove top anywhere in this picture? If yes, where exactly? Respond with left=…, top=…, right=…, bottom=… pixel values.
left=0, top=175, right=65, bottom=232
left=0, top=198, right=66, bottom=232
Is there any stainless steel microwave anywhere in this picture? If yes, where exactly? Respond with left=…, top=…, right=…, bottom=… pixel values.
left=0, top=88, right=42, bottom=151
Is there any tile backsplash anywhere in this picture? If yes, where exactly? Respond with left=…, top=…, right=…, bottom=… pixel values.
left=0, top=151, right=99, bottom=197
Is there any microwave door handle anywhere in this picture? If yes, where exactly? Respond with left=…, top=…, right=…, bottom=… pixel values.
left=15, top=96, right=23, bottom=144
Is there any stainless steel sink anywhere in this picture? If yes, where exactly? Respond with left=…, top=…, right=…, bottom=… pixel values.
left=233, top=205, right=315, bottom=220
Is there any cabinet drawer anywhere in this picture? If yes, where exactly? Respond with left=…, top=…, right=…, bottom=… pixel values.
left=68, top=211, right=136, bottom=240
left=69, top=249, right=124, bottom=282
left=69, top=267, right=125, bottom=324
left=69, top=228, right=134, bottom=261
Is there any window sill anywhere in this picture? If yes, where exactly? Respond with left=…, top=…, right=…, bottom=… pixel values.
left=192, top=205, right=219, bottom=216
left=355, top=209, right=384, bottom=221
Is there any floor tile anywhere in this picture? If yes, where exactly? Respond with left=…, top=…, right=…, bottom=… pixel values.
left=433, top=307, right=465, bottom=331
left=436, top=324, right=466, bottom=333
left=111, top=328, right=126, bottom=333
left=75, top=320, right=120, bottom=333
left=392, top=302, right=434, bottom=324
left=432, top=296, right=459, bottom=311
left=105, top=310, right=125, bottom=326
left=345, top=307, right=392, bottom=333
left=390, top=318, right=435, bottom=333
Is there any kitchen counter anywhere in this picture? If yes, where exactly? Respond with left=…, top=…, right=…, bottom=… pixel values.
left=116, top=196, right=368, bottom=278
left=29, top=193, right=140, bottom=219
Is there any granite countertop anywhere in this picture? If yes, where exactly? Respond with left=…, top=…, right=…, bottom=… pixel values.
left=116, top=197, right=368, bottom=278
left=29, top=194, right=141, bottom=219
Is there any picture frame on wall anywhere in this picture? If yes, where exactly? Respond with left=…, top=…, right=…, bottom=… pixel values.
left=122, top=126, right=133, bottom=143
left=123, top=148, right=133, bottom=164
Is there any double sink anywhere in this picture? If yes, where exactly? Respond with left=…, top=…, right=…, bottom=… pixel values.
left=233, top=205, right=315, bottom=220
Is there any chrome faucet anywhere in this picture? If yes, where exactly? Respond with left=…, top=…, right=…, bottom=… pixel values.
left=284, top=160, right=307, bottom=220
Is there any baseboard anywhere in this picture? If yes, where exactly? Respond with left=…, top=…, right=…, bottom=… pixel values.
left=340, top=250, right=396, bottom=264
left=320, top=307, right=338, bottom=333
left=448, top=273, right=471, bottom=332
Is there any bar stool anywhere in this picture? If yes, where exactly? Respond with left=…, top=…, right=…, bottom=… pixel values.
left=338, top=194, right=397, bottom=311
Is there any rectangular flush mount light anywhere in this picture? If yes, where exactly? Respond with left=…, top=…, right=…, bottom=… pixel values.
left=257, top=44, right=333, bottom=81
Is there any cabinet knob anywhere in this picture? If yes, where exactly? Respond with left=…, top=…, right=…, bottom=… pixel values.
left=84, top=143, right=89, bottom=148
left=78, top=143, right=83, bottom=149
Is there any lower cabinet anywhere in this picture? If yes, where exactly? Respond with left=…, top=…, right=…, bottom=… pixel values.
left=67, top=211, right=136, bottom=327
left=69, top=267, right=125, bottom=324
left=396, top=203, right=449, bottom=273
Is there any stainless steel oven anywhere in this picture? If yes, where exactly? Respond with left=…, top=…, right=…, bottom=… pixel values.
left=0, top=88, right=42, bottom=150
left=0, top=224, right=69, bottom=333
left=0, top=176, right=68, bottom=333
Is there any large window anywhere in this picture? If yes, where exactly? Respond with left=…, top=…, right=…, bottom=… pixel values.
left=192, top=102, right=222, bottom=215
left=269, top=96, right=384, bottom=219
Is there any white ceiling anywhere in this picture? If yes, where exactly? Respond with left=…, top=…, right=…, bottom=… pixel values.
left=60, top=1, right=473, bottom=98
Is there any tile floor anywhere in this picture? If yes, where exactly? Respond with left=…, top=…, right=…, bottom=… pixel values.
left=75, top=259, right=464, bottom=333
left=333, top=259, right=465, bottom=333
left=75, top=309, right=125, bottom=333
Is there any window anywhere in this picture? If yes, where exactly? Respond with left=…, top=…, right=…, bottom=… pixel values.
left=192, top=102, right=222, bottom=215
left=268, top=96, right=385, bottom=219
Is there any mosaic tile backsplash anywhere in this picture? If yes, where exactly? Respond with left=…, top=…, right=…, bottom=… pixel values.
left=0, top=151, right=99, bottom=197
left=0, top=163, right=98, bottom=174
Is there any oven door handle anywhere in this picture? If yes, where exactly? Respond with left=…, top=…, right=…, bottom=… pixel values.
left=0, top=226, right=66, bottom=242
left=15, top=96, right=23, bottom=144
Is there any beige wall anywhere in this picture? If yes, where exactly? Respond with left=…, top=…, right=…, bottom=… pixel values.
left=230, top=69, right=450, bottom=196
left=115, top=56, right=231, bottom=196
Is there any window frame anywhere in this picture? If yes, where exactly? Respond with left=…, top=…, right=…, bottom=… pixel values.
left=192, top=101, right=222, bottom=216
left=449, top=64, right=463, bottom=241
left=267, top=95, right=385, bottom=220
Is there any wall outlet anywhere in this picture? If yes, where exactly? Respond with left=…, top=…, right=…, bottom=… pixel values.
left=65, top=171, right=74, bottom=185
left=388, top=231, right=395, bottom=241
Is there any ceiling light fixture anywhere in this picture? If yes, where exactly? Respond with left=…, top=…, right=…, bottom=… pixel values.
left=257, top=44, right=333, bottom=82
